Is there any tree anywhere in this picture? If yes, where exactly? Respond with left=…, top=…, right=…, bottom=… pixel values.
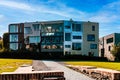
left=0, top=39, right=3, bottom=49
left=111, top=43, right=120, bottom=61
left=3, top=33, right=9, bottom=51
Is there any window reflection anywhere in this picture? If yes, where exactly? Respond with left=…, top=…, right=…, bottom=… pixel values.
left=10, top=34, right=18, bottom=42
left=9, top=25, right=18, bottom=33
left=24, top=27, right=32, bottom=34
left=10, top=43, right=18, bottom=50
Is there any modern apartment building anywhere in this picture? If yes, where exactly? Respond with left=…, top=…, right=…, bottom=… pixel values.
left=99, top=33, right=120, bottom=60
left=9, top=20, right=99, bottom=56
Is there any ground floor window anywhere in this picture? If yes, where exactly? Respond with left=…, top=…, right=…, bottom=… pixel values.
left=10, top=43, right=18, bottom=50
left=72, top=43, right=81, bottom=50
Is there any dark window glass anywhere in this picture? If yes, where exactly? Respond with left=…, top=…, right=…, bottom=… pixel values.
left=72, top=24, right=81, bottom=31
left=87, top=34, right=95, bottom=41
left=24, top=27, right=32, bottom=34
left=90, top=44, right=97, bottom=49
left=65, top=26, right=71, bottom=29
left=108, top=46, right=111, bottom=51
left=73, top=36, right=82, bottom=39
left=65, top=33, right=71, bottom=41
left=92, top=26, right=95, bottom=31
left=106, top=38, right=113, bottom=44
left=72, top=43, right=81, bottom=50
left=65, top=45, right=71, bottom=48
left=32, top=24, right=40, bottom=31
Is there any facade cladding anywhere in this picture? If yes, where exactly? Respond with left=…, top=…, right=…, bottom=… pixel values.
left=9, top=20, right=99, bottom=57
left=99, top=33, right=120, bottom=61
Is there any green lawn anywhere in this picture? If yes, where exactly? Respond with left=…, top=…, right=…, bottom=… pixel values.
left=65, top=61, right=120, bottom=71
left=0, top=58, right=32, bottom=73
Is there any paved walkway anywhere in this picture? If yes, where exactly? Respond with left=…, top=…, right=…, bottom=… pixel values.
left=15, top=60, right=95, bottom=80
left=32, top=60, right=49, bottom=71
left=34, top=60, right=95, bottom=80
left=14, top=64, right=33, bottom=73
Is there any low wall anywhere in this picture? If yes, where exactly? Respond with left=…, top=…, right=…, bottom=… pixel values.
left=0, top=71, right=65, bottom=80
left=67, top=65, right=120, bottom=80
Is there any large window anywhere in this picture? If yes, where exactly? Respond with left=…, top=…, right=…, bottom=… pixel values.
left=73, top=36, right=82, bottom=39
left=29, top=36, right=40, bottom=43
left=9, top=25, right=18, bottom=33
left=24, top=27, right=32, bottom=34
left=10, top=43, right=18, bottom=50
left=32, top=24, right=40, bottom=31
left=72, top=24, right=81, bottom=31
left=106, top=38, right=113, bottom=44
left=10, top=34, right=18, bottom=42
left=41, top=23, right=63, bottom=32
left=90, top=44, right=97, bottom=49
left=87, top=34, right=95, bottom=41
left=72, top=43, right=81, bottom=50
left=65, top=33, right=71, bottom=41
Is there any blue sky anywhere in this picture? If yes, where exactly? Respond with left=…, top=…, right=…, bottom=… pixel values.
left=0, top=0, right=120, bottom=37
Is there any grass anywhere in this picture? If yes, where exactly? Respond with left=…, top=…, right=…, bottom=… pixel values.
left=65, top=61, right=120, bottom=71
left=0, top=58, right=32, bottom=73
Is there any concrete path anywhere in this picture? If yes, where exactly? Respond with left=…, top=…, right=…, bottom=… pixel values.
left=14, top=64, right=33, bottom=73
left=32, top=60, right=49, bottom=71
left=33, top=60, right=95, bottom=80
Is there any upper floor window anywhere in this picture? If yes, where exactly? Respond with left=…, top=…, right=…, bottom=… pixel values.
left=29, top=36, right=40, bottom=43
left=92, top=26, right=95, bottom=31
left=24, top=27, right=32, bottom=34
left=72, top=43, right=81, bottom=50
left=9, top=25, right=18, bottom=33
left=10, top=34, right=18, bottom=42
left=65, top=45, right=71, bottom=48
left=73, top=36, right=82, bottom=39
left=65, top=33, right=71, bottom=41
left=65, top=26, right=71, bottom=29
left=72, top=24, right=81, bottom=31
left=32, top=24, right=40, bottom=31
left=106, top=38, right=113, bottom=44
left=87, top=34, right=95, bottom=41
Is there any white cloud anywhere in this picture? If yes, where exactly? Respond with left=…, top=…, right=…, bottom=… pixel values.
left=0, top=1, right=86, bottom=19
left=0, top=1, right=34, bottom=11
